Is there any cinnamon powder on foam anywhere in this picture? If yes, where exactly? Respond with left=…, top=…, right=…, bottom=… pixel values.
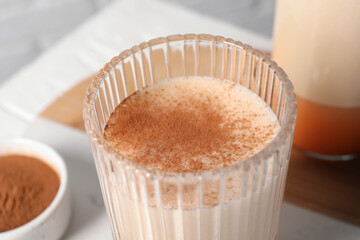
left=103, top=76, right=280, bottom=173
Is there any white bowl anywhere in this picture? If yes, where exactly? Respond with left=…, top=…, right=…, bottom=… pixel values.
left=0, top=138, right=71, bottom=240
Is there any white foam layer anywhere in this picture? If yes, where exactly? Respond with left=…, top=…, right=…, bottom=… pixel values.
left=273, top=0, right=360, bottom=107
left=104, top=76, right=280, bottom=172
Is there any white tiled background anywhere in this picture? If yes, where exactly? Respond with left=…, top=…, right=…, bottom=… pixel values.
left=0, top=0, right=275, bottom=85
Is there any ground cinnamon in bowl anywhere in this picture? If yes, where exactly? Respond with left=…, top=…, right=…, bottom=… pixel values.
left=0, top=154, right=60, bottom=232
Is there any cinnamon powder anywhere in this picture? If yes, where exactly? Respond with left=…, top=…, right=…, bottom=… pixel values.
left=103, top=77, right=279, bottom=172
left=0, top=155, right=60, bottom=232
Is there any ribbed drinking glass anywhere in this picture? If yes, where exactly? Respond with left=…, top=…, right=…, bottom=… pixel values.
left=83, top=34, right=297, bottom=240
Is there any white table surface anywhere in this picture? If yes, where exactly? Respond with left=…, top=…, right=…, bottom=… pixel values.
left=1, top=0, right=360, bottom=238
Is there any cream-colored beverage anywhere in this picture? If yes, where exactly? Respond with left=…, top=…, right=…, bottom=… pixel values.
left=84, top=34, right=297, bottom=240
left=103, top=76, right=280, bottom=239
left=272, top=0, right=360, bottom=156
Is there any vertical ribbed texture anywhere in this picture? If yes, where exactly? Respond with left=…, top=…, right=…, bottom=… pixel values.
left=84, top=34, right=297, bottom=240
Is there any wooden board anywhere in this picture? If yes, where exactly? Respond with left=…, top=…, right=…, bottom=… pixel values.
left=41, top=77, right=360, bottom=226
left=41, top=77, right=93, bottom=131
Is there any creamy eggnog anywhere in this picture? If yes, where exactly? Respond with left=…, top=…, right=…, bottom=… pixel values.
left=102, top=76, right=280, bottom=239
left=272, top=0, right=360, bottom=156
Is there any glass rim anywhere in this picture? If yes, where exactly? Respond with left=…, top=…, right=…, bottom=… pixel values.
left=83, top=33, right=297, bottom=179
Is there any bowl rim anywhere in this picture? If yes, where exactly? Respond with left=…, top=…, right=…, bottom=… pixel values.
left=0, top=138, right=69, bottom=238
